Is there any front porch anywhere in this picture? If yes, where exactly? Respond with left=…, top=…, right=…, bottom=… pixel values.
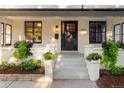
left=0, top=8, right=124, bottom=88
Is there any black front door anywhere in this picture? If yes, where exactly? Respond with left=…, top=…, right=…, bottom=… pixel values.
left=61, top=21, right=78, bottom=51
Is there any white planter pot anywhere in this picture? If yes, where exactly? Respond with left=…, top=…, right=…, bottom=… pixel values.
left=44, top=60, right=54, bottom=81
left=118, top=50, right=124, bottom=67
left=87, top=60, right=100, bottom=81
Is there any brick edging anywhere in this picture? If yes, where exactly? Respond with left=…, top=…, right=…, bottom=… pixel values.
left=0, top=74, right=45, bottom=81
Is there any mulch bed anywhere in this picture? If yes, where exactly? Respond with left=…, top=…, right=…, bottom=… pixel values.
left=96, top=69, right=124, bottom=88
left=0, top=66, right=45, bottom=74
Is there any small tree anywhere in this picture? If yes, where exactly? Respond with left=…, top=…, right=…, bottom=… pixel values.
left=101, top=40, right=122, bottom=75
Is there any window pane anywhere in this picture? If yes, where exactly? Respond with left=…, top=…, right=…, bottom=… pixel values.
left=34, top=22, right=42, bottom=43
left=102, top=32, right=105, bottom=42
left=1, top=23, right=4, bottom=45
left=114, top=24, right=120, bottom=35
left=115, top=35, right=120, bottom=42
left=96, top=32, right=102, bottom=43
left=34, top=22, right=42, bottom=28
left=26, top=33, right=33, bottom=42
left=34, top=32, right=42, bottom=42
left=5, top=24, right=11, bottom=45
left=123, top=34, right=124, bottom=44
left=5, top=35, right=10, bottom=44
left=1, top=35, right=3, bottom=45
left=123, top=24, right=124, bottom=34
left=6, top=25, right=11, bottom=34
left=25, top=22, right=33, bottom=28
left=1, top=23, right=4, bottom=34
left=25, top=22, right=33, bottom=42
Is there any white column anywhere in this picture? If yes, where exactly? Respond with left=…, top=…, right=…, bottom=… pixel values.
left=44, top=60, right=53, bottom=81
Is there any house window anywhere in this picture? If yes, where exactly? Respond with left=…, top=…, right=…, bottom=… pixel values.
left=1, top=23, right=4, bottom=46
left=89, top=21, right=106, bottom=44
left=25, top=21, right=42, bottom=43
left=0, top=23, right=12, bottom=46
left=122, top=23, right=124, bottom=44
left=5, top=24, right=12, bottom=45
left=113, top=24, right=121, bottom=43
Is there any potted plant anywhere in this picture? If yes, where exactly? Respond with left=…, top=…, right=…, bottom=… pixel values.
left=86, top=53, right=102, bottom=81
left=43, top=52, right=56, bottom=81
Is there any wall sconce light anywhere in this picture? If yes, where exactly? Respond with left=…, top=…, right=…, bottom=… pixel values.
left=80, top=29, right=87, bottom=35
left=55, top=25, right=58, bottom=33
left=55, top=25, right=59, bottom=39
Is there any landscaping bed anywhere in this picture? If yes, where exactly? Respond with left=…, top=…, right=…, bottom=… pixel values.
left=0, top=66, right=45, bottom=74
left=96, top=69, right=124, bottom=88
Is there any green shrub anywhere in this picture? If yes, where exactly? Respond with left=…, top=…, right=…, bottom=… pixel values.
left=110, top=66, right=122, bottom=76
left=43, top=52, right=57, bottom=60
left=13, top=40, right=33, bottom=60
left=20, top=59, right=41, bottom=71
left=86, top=53, right=102, bottom=61
left=13, top=44, right=27, bottom=59
left=0, top=62, right=10, bottom=71
left=14, top=40, right=33, bottom=56
left=101, top=40, right=122, bottom=76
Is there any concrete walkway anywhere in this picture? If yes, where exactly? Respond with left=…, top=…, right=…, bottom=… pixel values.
left=0, top=80, right=51, bottom=88
left=54, top=53, right=89, bottom=79
left=51, top=79, right=98, bottom=88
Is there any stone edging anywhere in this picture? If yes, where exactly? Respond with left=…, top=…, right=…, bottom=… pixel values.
left=0, top=74, right=45, bottom=81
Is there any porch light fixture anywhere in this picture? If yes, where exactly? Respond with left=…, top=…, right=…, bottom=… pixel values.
left=55, top=25, right=58, bottom=33
left=55, top=25, right=59, bottom=39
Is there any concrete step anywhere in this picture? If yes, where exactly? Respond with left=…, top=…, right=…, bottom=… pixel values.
left=54, top=53, right=88, bottom=79
left=54, top=73, right=89, bottom=79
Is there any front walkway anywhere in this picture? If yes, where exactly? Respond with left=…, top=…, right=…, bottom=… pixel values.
left=0, top=80, right=51, bottom=88
left=51, top=79, right=98, bottom=88
left=54, top=53, right=89, bottom=79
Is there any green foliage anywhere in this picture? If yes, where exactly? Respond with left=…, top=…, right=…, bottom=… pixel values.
left=115, top=41, right=124, bottom=49
left=14, top=40, right=28, bottom=48
left=86, top=53, right=102, bottom=61
left=101, top=40, right=122, bottom=75
left=43, top=52, right=57, bottom=60
left=13, top=40, right=32, bottom=59
left=110, top=66, right=122, bottom=76
left=13, top=44, right=27, bottom=59
left=0, top=61, right=9, bottom=71
left=14, top=40, right=33, bottom=56
left=20, top=59, right=41, bottom=71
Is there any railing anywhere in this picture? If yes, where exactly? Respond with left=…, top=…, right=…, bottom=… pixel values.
left=84, top=45, right=124, bottom=67
left=0, top=45, right=56, bottom=62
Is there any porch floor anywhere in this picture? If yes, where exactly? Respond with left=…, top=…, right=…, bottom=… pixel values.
left=54, top=53, right=89, bottom=79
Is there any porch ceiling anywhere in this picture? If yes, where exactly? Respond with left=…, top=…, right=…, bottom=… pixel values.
left=0, top=9, right=124, bottom=17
